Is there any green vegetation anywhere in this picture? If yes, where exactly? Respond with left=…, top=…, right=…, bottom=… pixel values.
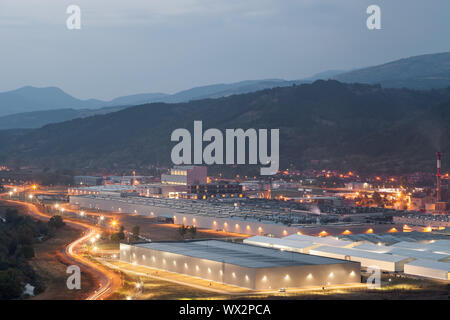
left=131, top=225, right=140, bottom=242
left=0, top=209, right=68, bottom=299
left=1, top=80, right=450, bottom=174
left=178, top=225, right=197, bottom=239
left=111, top=225, right=126, bottom=242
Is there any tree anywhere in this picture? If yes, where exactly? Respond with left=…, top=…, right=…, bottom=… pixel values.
left=118, top=226, right=125, bottom=241
left=111, top=226, right=126, bottom=242
left=188, top=226, right=197, bottom=239
left=131, top=226, right=140, bottom=242
left=48, top=215, right=65, bottom=229
left=178, top=225, right=187, bottom=239
left=22, top=245, right=35, bottom=259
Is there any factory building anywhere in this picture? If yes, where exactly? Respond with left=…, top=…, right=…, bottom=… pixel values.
left=119, top=240, right=361, bottom=290
left=308, top=246, right=412, bottom=272
left=245, top=234, right=450, bottom=277
left=161, top=166, right=207, bottom=186
left=283, top=234, right=357, bottom=248
left=403, top=259, right=450, bottom=281
left=73, top=176, right=104, bottom=186
left=186, top=182, right=243, bottom=200
left=243, top=236, right=322, bottom=254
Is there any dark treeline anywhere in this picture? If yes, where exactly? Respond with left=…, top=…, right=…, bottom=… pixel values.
left=0, top=208, right=65, bottom=299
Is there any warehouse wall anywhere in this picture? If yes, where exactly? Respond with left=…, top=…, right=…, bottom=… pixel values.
left=119, top=243, right=361, bottom=290
left=253, top=263, right=360, bottom=290
left=120, top=243, right=256, bottom=289
left=404, top=264, right=450, bottom=280
left=173, top=212, right=299, bottom=237
left=70, top=196, right=176, bottom=217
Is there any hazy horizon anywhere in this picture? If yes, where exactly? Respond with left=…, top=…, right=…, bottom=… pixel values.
left=1, top=0, right=450, bottom=100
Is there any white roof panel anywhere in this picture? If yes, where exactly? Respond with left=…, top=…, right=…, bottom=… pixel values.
left=405, top=259, right=450, bottom=272
left=310, top=246, right=410, bottom=263
left=284, top=234, right=354, bottom=248
left=386, top=247, right=449, bottom=261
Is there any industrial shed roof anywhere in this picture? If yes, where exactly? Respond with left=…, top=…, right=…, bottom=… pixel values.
left=133, top=240, right=356, bottom=269
left=405, top=259, right=450, bottom=272
left=352, top=243, right=391, bottom=253
left=385, top=247, right=449, bottom=262
left=243, top=236, right=318, bottom=251
left=283, top=234, right=354, bottom=248
left=309, top=246, right=410, bottom=263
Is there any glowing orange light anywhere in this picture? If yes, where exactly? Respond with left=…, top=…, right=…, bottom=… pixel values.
left=365, top=228, right=374, bottom=234
left=388, top=228, right=398, bottom=233
left=423, top=226, right=432, bottom=233
left=342, top=230, right=352, bottom=235
left=403, top=224, right=412, bottom=232
left=319, top=230, right=329, bottom=237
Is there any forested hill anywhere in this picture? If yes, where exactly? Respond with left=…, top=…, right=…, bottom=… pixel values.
left=1, top=80, right=450, bottom=174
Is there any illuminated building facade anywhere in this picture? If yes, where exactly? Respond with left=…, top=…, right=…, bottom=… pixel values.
left=120, top=240, right=360, bottom=290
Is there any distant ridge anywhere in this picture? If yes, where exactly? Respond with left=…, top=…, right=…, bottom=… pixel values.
left=1, top=52, right=450, bottom=129
left=334, top=52, right=450, bottom=89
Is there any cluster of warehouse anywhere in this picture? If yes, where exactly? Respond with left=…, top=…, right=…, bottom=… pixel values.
left=120, top=240, right=360, bottom=290
left=244, top=235, right=450, bottom=280
left=70, top=192, right=399, bottom=237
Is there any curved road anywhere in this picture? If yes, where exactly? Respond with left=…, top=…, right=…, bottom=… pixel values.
left=1, top=198, right=121, bottom=300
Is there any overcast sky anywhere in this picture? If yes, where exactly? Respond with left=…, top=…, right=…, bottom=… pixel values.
left=0, top=0, right=449, bottom=100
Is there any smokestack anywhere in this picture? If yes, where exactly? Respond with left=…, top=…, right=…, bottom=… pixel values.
left=436, top=152, right=442, bottom=202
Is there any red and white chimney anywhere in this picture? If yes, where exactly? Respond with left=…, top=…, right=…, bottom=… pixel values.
left=436, top=152, right=442, bottom=202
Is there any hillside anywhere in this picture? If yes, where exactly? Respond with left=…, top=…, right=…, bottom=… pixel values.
left=334, top=52, right=450, bottom=90
left=0, top=79, right=307, bottom=120
left=0, top=106, right=127, bottom=130
left=1, top=80, right=450, bottom=174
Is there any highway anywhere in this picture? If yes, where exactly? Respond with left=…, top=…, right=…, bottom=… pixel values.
left=0, top=196, right=121, bottom=300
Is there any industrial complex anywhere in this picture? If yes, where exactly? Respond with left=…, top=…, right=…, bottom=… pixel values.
left=119, top=240, right=361, bottom=290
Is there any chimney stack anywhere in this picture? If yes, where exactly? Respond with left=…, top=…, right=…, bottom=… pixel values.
left=436, top=152, right=442, bottom=202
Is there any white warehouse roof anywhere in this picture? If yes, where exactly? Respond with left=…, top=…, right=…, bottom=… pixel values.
left=385, top=247, right=450, bottom=262
left=243, top=236, right=320, bottom=254
left=352, top=243, right=391, bottom=253
left=309, top=246, right=411, bottom=272
left=284, top=234, right=355, bottom=248
left=404, top=259, right=450, bottom=280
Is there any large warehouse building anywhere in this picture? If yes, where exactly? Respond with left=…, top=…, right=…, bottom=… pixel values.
left=120, top=240, right=361, bottom=290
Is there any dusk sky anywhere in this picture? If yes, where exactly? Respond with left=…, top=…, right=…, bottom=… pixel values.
left=0, top=0, right=449, bottom=100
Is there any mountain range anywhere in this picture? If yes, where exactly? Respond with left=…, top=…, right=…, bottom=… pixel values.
left=1, top=80, right=449, bottom=174
left=1, top=52, right=449, bottom=130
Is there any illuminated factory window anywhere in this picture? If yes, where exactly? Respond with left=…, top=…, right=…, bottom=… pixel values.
left=350, top=271, right=355, bottom=276
left=245, top=275, right=249, bottom=281
left=262, top=275, right=267, bottom=281
left=208, top=268, right=211, bottom=273
left=284, top=274, right=290, bottom=280
left=184, top=263, right=188, bottom=269
left=196, top=265, right=200, bottom=271
left=307, top=273, right=313, bottom=279
left=329, top=272, right=334, bottom=278
left=232, top=272, right=236, bottom=278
